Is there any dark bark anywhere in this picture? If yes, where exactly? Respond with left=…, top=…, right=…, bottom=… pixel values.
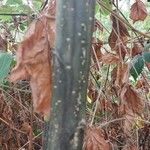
left=44, top=0, right=95, bottom=149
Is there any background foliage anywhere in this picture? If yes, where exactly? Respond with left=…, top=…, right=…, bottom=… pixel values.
left=0, top=0, right=150, bottom=149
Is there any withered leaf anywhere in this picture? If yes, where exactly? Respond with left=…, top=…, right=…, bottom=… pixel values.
left=108, top=30, right=128, bottom=58
left=123, top=110, right=136, bottom=134
left=116, top=63, right=129, bottom=87
left=130, top=0, right=148, bottom=23
left=83, top=126, right=110, bottom=150
left=108, top=30, right=117, bottom=50
left=110, top=11, right=130, bottom=37
left=111, top=62, right=129, bottom=87
left=101, top=53, right=120, bottom=64
left=119, top=84, right=144, bottom=114
left=100, top=98, right=113, bottom=112
left=131, top=41, right=143, bottom=57
left=9, top=6, right=55, bottom=116
left=109, top=10, right=129, bottom=57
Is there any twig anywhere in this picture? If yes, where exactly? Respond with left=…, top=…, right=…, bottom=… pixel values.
left=0, top=117, right=26, bottom=134
left=100, top=117, right=125, bottom=127
left=0, top=13, right=27, bottom=16
left=18, top=132, right=43, bottom=150
left=97, top=0, right=150, bottom=38
left=0, top=87, right=43, bottom=123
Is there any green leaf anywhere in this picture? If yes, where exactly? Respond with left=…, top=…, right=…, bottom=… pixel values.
left=6, top=0, right=23, bottom=5
left=130, top=55, right=144, bottom=80
left=143, top=52, right=150, bottom=62
left=0, top=52, right=13, bottom=84
left=19, top=23, right=26, bottom=31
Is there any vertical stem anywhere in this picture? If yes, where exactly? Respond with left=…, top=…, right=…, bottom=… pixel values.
left=45, top=0, right=95, bottom=149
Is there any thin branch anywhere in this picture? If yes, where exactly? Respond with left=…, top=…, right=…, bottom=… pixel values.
left=0, top=13, right=28, bottom=16
left=97, top=0, right=150, bottom=38
left=0, top=117, right=26, bottom=134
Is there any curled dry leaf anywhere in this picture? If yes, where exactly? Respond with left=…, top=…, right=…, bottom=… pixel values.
left=110, top=11, right=130, bottom=38
left=136, top=77, right=149, bottom=93
left=108, top=11, right=129, bottom=58
left=131, top=41, right=143, bottom=57
left=83, top=126, right=110, bottom=150
left=115, top=38, right=129, bottom=59
left=108, top=30, right=128, bottom=51
left=9, top=6, right=55, bottom=116
left=119, top=84, right=144, bottom=114
left=130, top=0, right=148, bottom=23
left=111, top=62, right=129, bottom=88
left=101, top=53, right=120, bottom=64
left=136, top=78, right=146, bottom=89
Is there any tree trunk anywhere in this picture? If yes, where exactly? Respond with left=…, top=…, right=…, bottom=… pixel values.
left=44, top=0, right=95, bottom=149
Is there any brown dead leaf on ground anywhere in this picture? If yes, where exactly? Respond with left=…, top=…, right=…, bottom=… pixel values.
left=130, top=0, right=148, bottom=23
left=119, top=84, right=144, bottom=114
left=83, top=126, right=111, bottom=150
left=101, top=53, right=120, bottom=64
left=9, top=5, right=55, bottom=116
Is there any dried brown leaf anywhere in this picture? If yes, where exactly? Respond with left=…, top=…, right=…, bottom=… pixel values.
left=119, top=84, right=144, bottom=114
left=83, top=126, right=110, bottom=150
left=9, top=7, right=55, bottom=116
left=101, top=53, right=120, bottom=64
left=108, top=30, right=117, bottom=50
left=135, top=78, right=146, bottom=89
left=130, top=0, right=148, bottom=23
left=123, top=110, right=136, bottom=134
left=131, top=41, right=143, bottom=57
left=115, top=38, right=129, bottom=59
left=109, top=11, right=129, bottom=58
left=111, top=63, right=129, bottom=88
left=100, top=99, right=113, bottom=112
left=111, top=11, right=130, bottom=37
left=108, top=30, right=128, bottom=58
